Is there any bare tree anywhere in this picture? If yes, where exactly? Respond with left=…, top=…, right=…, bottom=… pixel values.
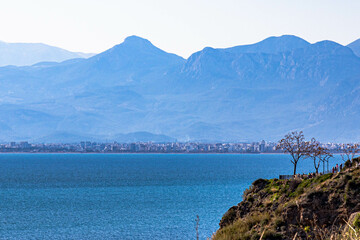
left=319, top=150, right=333, bottom=173
left=340, top=143, right=360, bottom=163
left=277, top=131, right=310, bottom=175
left=307, top=138, right=321, bottom=174
left=307, top=139, right=333, bottom=174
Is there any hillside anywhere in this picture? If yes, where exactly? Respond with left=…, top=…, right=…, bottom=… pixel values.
left=214, top=159, right=360, bottom=240
left=0, top=41, right=94, bottom=66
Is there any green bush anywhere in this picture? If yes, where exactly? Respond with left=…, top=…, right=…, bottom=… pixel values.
left=289, top=178, right=314, bottom=197
left=314, top=173, right=332, bottom=183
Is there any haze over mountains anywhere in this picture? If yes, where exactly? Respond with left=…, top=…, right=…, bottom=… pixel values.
left=0, top=41, right=94, bottom=66
left=1, top=35, right=360, bottom=143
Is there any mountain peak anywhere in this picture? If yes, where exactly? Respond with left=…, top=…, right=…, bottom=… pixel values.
left=123, top=35, right=153, bottom=47
left=93, top=35, right=159, bottom=60
left=96, top=35, right=185, bottom=63
left=85, top=34, right=185, bottom=72
left=101, top=35, right=160, bottom=55
left=264, top=34, right=308, bottom=41
left=313, top=40, right=343, bottom=47
left=253, top=34, right=310, bottom=50
left=222, top=34, right=310, bottom=54
left=308, top=40, right=355, bottom=56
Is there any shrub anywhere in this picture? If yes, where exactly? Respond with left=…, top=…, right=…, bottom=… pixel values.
left=262, top=230, right=282, bottom=240
left=252, top=179, right=269, bottom=191
left=247, top=196, right=254, bottom=203
left=288, top=179, right=301, bottom=192
left=220, top=207, right=237, bottom=227
left=289, top=178, right=314, bottom=197
left=274, top=217, right=285, bottom=228
left=354, top=213, right=360, bottom=231
left=345, top=159, right=352, bottom=168
left=344, top=174, right=352, bottom=182
left=346, top=179, right=355, bottom=190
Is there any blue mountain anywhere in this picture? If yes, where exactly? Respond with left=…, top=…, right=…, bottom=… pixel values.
left=0, top=35, right=359, bottom=142
left=220, top=35, right=310, bottom=54
left=0, top=41, right=94, bottom=66
left=347, top=38, right=360, bottom=57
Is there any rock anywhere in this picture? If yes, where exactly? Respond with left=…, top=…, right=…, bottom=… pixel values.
left=214, top=162, right=360, bottom=239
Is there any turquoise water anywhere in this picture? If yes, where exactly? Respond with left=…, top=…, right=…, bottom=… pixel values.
left=0, top=154, right=341, bottom=239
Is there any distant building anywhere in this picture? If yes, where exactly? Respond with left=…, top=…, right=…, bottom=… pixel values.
left=19, top=141, right=30, bottom=149
left=130, top=143, right=136, bottom=152
left=259, top=140, right=266, bottom=152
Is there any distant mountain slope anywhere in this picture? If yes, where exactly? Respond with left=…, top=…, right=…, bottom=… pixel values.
left=33, top=131, right=176, bottom=143
left=72, top=35, right=186, bottom=90
left=347, top=38, right=360, bottom=57
left=0, top=35, right=360, bottom=142
left=0, top=41, right=95, bottom=66
left=220, top=35, right=310, bottom=54
left=178, top=39, right=360, bottom=141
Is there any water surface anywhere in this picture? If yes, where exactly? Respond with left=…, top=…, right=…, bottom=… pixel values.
left=0, top=153, right=341, bottom=239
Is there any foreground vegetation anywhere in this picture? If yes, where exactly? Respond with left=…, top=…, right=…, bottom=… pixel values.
left=214, top=158, right=360, bottom=240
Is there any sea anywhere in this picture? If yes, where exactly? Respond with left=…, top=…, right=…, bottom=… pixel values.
left=0, top=153, right=341, bottom=239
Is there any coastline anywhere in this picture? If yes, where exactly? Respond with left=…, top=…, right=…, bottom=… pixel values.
left=0, top=152, right=287, bottom=155
left=0, top=151, right=345, bottom=155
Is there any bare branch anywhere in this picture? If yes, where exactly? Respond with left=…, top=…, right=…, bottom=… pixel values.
left=278, top=131, right=310, bottom=175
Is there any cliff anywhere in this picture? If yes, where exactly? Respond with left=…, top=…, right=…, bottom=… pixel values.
left=214, top=159, right=360, bottom=240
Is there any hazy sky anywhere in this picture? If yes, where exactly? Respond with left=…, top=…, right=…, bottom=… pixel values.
left=0, top=0, right=359, bottom=57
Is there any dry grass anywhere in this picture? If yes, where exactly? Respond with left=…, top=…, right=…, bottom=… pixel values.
left=291, top=217, right=360, bottom=240
left=213, top=214, right=360, bottom=240
left=213, top=212, right=284, bottom=240
left=213, top=166, right=360, bottom=240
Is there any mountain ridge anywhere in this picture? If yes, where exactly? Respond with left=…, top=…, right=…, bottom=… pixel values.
left=220, top=35, right=310, bottom=54
left=0, top=35, right=360, bottom=142
left=0, top=41, right=95, bottom=67
left=32, top=131, right=176, bottom=143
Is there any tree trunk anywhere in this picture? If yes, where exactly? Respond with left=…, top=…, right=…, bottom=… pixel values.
left=314, top=158, right=318, bottom=174
left=293, top=162, right=297, bottom=175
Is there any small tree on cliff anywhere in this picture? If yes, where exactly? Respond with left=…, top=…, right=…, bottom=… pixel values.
left=307, top=138, right=333, bottom=174
left=277, top=131, right=310, bottom=175
left=340, top=143, right=360, bottom=163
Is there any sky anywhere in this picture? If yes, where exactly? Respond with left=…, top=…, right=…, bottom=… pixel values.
left=0, top=0, right=359, bottom=58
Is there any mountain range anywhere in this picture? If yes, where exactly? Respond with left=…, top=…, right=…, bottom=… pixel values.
left=0, top=41, right=94, bottom=66
left=1, top=35, right=360, bottom=143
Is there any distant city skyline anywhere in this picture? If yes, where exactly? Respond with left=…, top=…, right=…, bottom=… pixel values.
left=0, top=0, right=359, bottom=58
left=0, top=140, right=347, bottom=154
